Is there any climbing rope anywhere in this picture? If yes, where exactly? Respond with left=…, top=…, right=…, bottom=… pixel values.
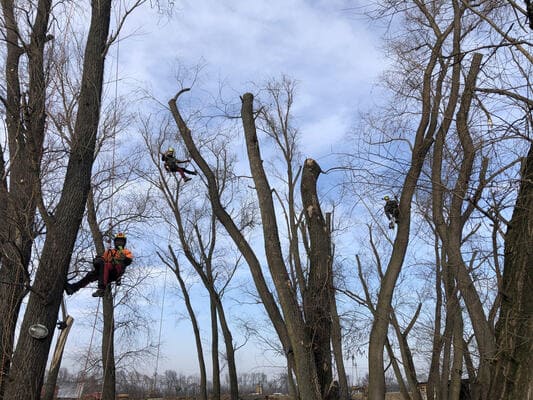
left=99, top=287, right=117, bottom=396
left=76, top=298, right=102, bottom=399
left=97, top=3, right=123, bottom=394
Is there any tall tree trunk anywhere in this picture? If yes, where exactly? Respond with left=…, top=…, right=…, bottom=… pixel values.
left=241, top=94, right=321, bottom=400
left=489, top=143, right=533, bottom=400
left=169, top=90, right=331, bottom=399
left=0, top=0, right=49, bottom=394
left=101, top=291, right=116, bottom=400
left=432, top=52, right=496, bottom=399
left=301, top=158, right=333, bottom=397
left=367, top=11, right=451, bottom=395
left=2, top=0, right=111, bottom=396
left=330, top=281, right=349, bottom=400
left=210, top=296, right=221, bottom=400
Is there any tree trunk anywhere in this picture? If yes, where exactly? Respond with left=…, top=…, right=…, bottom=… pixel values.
left=489, top=143, right=533, bottom=400
left=330, top=281, right=349, bottom=400
left=210, top=296, right=221, bottom=400
left=241, top=94, right=321, bottom=400
left=301, top=158, right=333, bottom=396
left=367, top=14, right=447, bottom=396
left=0, top=0, right=49, bottom=394
left=427, top=243, right=443, bottom=400
left=2, top=0, right=111, bottom=396
left=101, top=290, right=116, bottom=400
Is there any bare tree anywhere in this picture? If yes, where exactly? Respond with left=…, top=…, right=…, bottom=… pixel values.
left=167, top=83, right=345, bottom=399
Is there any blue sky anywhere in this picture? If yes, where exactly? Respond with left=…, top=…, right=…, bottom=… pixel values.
left=116, top=0, right=385, bottom=156
left=59, top=0, right=389, bottom=382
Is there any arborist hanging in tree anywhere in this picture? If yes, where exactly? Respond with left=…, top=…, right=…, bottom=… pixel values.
left=383, top=195, right=400, bottom=229
left=161, top=147, right=197, bottom=182
left=65, top=232, right=133, bottom=297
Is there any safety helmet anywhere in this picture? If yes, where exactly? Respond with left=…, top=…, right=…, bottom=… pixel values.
left=168, top=147, right=175, bottom=153
left=114, top=232, right=127, bottom=247
left=383, top=195, right=390, bottom=201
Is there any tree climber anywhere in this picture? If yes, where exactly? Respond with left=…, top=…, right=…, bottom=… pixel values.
left=383, top=195, right=400, bottom=229
left=65, top=232, right=133, bottom=297
left=161, top=147, right=197, bottom=182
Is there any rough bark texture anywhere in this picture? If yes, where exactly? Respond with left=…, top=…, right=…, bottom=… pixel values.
left=2, top=0, right=111, bottom=396
left=301, top=159, right=333, bottom=397
left=0, top=0, right=49, bottom=394
left=489, top=143, right=533, bottom=400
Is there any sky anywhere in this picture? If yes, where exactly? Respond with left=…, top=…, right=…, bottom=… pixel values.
left=116, top=0, right=385, bottom=157
left=58, top=0, right=389, bottom=383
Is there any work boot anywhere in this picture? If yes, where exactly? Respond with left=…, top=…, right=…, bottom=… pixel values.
left=92, top=289, right=105, bottom=297
left=64, top=283, right=75, bottom=296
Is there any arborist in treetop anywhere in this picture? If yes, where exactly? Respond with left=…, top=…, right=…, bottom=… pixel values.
left=65, top=232, right=133, bottom=297
left=161, top=147, right=197, bottom=182
left=383, top=195, right=400, bottom=229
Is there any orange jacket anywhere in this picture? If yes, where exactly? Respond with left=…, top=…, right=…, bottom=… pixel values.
left=102, top=248, right=133, bottom=265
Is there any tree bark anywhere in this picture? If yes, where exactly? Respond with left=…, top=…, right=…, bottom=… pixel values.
left=2, top=0, right=111, bottom=396
left=101, top=290, right=116, bottom=400
left=489, top=143, right=533, bottom=400
left=301, top=158, right=333, bottom=396
left=0, top=0, right=49, bottom=394
left=210, top=294, right=221, bottom=400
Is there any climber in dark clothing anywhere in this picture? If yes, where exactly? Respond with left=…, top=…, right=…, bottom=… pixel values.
left=65, top=232, right=133, bottom=297
left=161, top=147, right=197, bottom=182
left=383, top=195, right=400, bottom=229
